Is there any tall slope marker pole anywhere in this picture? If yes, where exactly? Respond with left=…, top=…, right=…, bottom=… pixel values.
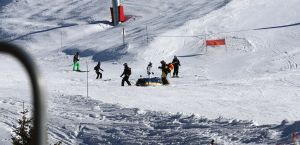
left=86, top=60, right=89, bottom=98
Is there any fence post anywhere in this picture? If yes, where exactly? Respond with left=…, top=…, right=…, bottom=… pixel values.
left=86, top=60, right=89, bottom=98
left=146, top=26, right=149, bottom=44
left=122, top=27, right=125, bottom=45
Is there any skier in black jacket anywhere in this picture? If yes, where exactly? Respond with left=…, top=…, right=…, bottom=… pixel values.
left=172, top=56, right=180, bottom=77
left=94, top=61, right=104, bottom=79
left=120, top=63, right=131, bottom=86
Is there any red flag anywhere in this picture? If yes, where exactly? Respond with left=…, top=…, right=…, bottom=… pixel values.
left=206, top=39, right=226, bottom=46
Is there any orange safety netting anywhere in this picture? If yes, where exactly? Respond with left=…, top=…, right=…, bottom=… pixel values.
left=206, top=39, right=226, bottom=46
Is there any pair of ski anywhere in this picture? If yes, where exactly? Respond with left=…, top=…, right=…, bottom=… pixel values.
left=74, top=70, right=89, bottom=72
left=72, top=70, right=112, bottom=81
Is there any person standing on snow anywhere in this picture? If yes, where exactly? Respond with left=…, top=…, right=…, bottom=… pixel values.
left=73, top=52, right=80, bottom=71
left=120, top=63, right=132, bottom=86
left=147, top=62, right=153, bottom=77
left=158, top=60, right=169, bottom=85
left=94, top=61, right=104, bottom=79
left=172, top=56, right=181, bottom=77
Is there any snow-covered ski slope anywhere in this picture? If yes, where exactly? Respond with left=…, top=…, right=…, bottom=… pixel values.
left=1, top=0, right=300, bottom=144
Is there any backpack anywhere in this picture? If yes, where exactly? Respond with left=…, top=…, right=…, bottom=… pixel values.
left=128, top=68, right=132, bottom=75
left=94, top=66, right=97, bottom=70
left=167, top=63, right=174, bottom=73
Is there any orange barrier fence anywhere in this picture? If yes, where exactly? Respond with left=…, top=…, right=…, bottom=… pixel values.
left=206, top=39, right=226, bottom=46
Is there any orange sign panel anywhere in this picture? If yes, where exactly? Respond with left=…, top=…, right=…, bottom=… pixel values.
left=206, top=39, right=226, bottom=46
left=119, top=5, right=125, bottom=22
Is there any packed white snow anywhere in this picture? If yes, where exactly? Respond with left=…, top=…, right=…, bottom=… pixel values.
left=1, top=0, right=300, bottom=144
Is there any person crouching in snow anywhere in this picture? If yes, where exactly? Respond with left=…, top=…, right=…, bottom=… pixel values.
left=73, top=52, right=80, bottom=71
left=158, top=60, right=170, bottom=85
left=120, top=63, right=132, bottom=86
left=94, top=61, right=104, bottom=79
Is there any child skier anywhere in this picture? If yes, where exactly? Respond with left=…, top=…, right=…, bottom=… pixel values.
left=94, top=61, right=104, bottom=79
left=147, top=62, right=153, bottom=77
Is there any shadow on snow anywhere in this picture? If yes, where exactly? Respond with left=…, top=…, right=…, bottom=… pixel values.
left=62, top=44, right=129, bottom=62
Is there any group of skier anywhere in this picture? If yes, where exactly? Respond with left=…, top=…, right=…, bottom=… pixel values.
left=72, top=52, right=180, bottom=86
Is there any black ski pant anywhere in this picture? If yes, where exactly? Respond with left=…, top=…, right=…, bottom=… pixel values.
left=122, top=76, right=131, bottom=86
left=96, top=71, right=102, bottom=79
left=173, top=66, right=179, bottom=77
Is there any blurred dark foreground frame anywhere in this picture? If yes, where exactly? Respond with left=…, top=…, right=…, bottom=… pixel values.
left=0, top=42, right=47, bottom=145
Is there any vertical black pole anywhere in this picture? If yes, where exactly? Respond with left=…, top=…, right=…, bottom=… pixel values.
left=123, top=27, right=125, bottom=45
left=86, top=60, right=89, bottom=98
left=146, top=26, right=149, bottom=44
left=205, top=36, right=207, bottom=53
left=224, top=37, right=227, bottom=53
left=60, top=31, right=62, bottom=50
